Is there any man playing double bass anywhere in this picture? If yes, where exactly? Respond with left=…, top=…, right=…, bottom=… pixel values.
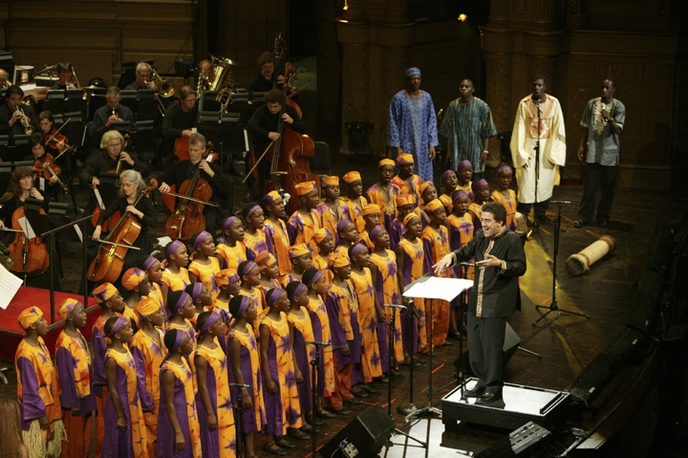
left=246, top=88, right=306, bottom=201
left=158, top=132, right=232, bottom=238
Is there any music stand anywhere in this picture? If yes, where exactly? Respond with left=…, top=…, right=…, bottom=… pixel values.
left=197, top=111, right=246, bottom=171
left=401, top=275, right=472, bottom=420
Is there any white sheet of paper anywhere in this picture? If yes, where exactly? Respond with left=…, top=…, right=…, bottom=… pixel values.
left=0, top=263, right=22, bottom=310
left=402, top=276, right=473, bottom=302
left=157, top=236, right=173, bottom=247
left=18, top=216, right=35, bottom=239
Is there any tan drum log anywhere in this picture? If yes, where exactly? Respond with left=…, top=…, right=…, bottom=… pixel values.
left=515, top=211, right=528, bottom=233
left=566, top=235, right=616, bottom=276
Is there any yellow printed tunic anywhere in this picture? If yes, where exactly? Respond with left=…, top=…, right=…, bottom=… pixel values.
left=397, top=238, right=428, bottom=351
left=260, top=312, right=303, bottom=435
left=188, top=257, right=222, bottom=298
left=350, top=268, right=383, bottom=381
left=216, top=241, right=249, bottom=273
left=195, top=341, right=237, bottom=457
left=370, top=250, right=404, bottom=366
left=103, top=347, right=148, bottom=458
left=307, top=295, right=336, bottom=396
left=162, top=267, right=191, bottom=292
left=264, top=218, right=292, bottom=277
left=158, top=358, right=202, bottom=458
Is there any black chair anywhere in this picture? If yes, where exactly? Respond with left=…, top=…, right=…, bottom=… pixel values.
left=311, top=141, right=332, bottom=175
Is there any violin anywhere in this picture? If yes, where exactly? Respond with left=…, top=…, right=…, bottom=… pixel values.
left=7, top=200, right=50, bottom=277
left=33, top=152, right=68, bottom=192
left=165, top=146, right=218, bottom=241
left=87, top=179, right=158, bottom=284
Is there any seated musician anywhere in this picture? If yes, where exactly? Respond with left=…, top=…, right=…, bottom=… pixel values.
left=158, top=132, right=232, bottom=237
left=38, top=111, right=69, bottom=158
left=246, top=88, right=305, bottom=198
left=161, top=85, right=198, bottom=161
left=80, top=130, right=149, bottom=212
left=50, top=62, right=77, bottom=90
left=0, top=85, right=38, bottom=137
left=125, top=61, right=157, bottom=91
left=0, top=68, right=10, bottom=88
left=25, top=133, right=62, bottom=199
left=91, top=169, right=156, bottom=260
left=197, top=59, right=213, bottom=92
left=0, top=166, right=51, bottom=232
left=89, top=86, right=134, bottom=140
left=248, top=51, right=284, bottom=102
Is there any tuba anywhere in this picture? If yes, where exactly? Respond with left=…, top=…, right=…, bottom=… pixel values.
left=207, top=54, right=234, bottom=91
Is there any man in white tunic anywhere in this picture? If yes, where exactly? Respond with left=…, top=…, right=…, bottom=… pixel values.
left=510, top=75, right=566, bottom=226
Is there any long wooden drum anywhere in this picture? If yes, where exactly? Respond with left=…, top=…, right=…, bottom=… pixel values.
left=566, top=235, right=616, bottom=276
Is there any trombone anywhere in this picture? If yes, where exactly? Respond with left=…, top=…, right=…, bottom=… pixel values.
left=149, top=69, right=175, bottom=116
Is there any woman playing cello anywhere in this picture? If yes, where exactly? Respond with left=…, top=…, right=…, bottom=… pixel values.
left=158, top=132, right=232, bottom=238
left=0, top=167, right=52, bottom=283
left=92, top=169, right=157, bottom=258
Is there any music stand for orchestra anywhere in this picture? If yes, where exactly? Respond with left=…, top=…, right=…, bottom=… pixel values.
left=0, top=159, right=33, bottom=192
left=401, top=274, right=473, bottom=420
left=197, top=111, right=248, bottom=172
left=33, top=210, right=92, bottom=324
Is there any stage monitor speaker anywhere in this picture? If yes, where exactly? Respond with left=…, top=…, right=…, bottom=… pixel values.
left=319, top=404, right=394, bottom=458
left=627, top=268, right=664, bottom=336
left=567, top=327, right=650, bottom=406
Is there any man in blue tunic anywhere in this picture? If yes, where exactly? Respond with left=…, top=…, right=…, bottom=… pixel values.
left=388, top=67, right=439, bottom=182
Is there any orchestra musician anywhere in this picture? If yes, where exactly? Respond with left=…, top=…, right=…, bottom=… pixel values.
left=0, top=166, right=51, bottom=232
left=89, top=86, right=134, bottom=140
left=26, top=133, right=62, bottom=199
left=161, top=85, right=198, bottom=162
left=50, top=62, right=77, bottom=90
left=38, top=111, right=68, bottom=156
left=0, top=68, right=9, bottom=88
left=248, top=51, right=285, bottom=102
left=91, top=169, right=157, bottom=260
left=80, top=130, right=149, bottom=213
left=247, top=89, right=305, bottom=198
left=197, top=59, right=213, bottom=92
left=158, top=132, right=232, bottom=237
left=0, top=85, right=38, bottom=137
left=124, top=62, right=157, bottom=91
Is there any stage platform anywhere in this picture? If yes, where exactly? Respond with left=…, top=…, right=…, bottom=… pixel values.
left=0, top=286, right=99, bottom=361
left=442, top=378, right=571, bottom=432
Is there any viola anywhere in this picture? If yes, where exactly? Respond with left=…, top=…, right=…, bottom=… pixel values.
left=87, top=179, right=158, bottom=284
left=33, top=152, right=67, bottom=192
left=165, top=146, right=217, bottom=241
left=7, top=203, right=50, bottom=277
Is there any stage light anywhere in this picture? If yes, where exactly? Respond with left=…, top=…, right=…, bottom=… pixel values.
left=458, top=13, right=468, bottom=22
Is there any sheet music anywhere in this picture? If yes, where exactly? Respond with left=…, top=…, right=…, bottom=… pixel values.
left=0, top=263, right=22, bottom=310
left=73, top=223, right=84, bottom=243
left=18, top=216, right=35, bottom=239
left=402, top=276, right=473, bottom=302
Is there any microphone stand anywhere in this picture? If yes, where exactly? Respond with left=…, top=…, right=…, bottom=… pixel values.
left=307, top=340, right=329, bottom=458
left=384, top=304, right=426, bottom=448
left=533, top=99, right=541, bottom=227
left=397, top=300, right=419, bottom=415
left=230, top=382, right=250, bottom=457
left=534, top=200, right=590, bottom=327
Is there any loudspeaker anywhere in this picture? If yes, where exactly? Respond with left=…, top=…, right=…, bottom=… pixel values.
left=320, top=404, right=394, bottom=458
left=627, top=268, right=664, bottom=336
left=567, top=327, right=650, bottom=406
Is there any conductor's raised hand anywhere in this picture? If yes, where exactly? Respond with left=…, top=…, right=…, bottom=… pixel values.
left=432, top=252, right=455, bottom=276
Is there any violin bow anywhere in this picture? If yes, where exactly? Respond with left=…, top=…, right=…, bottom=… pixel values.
left=242, top=140, right=275, bottom=184
left=44, top=117, right=73, bottom=145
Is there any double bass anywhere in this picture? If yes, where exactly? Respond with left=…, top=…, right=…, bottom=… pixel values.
left=88, top=179, right=157, bottom=284
left=165, top=147, right=219, bottom=241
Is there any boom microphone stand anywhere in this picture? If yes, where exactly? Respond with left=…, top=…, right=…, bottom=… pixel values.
left=534, top=200, right=590, bottom=326
left=307, top=340, right=330, bottom=457
left=384, top=304, right=426, bottom=448
left=230, top=382, right=250, bottom=457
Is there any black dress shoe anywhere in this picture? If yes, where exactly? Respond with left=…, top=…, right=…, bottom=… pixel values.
left=344, top=397, right=363, bottom=405
left=361, top=384, right=378, bottom=394
left=463, top=386, right=485, bottom=398
left=263, top=444, right=288, bottom=455
left=477, top=391, right=502, bottom=403
left=573, top=219, right=589, bottom=228
left=330, top=407, right=350, bottom=416
left=597, top=219, right=609, bottom=227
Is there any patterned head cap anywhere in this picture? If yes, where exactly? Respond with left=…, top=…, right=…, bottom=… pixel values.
left=362, top=203, right=381, bottom=216
left=18, top=306, right=43, bottom=330
left=121, top=268, right=146, bottom=291
left=58, top=298, right=81, bottom=320
left=342, top=171, right=361, bottom=184
left=397, top=153, right=414, bottom=165
left=92, top=283, right=118, bottom=303
left=295, top=181, right=317, bottom=196
left=425, top=199, right=444, bottom=214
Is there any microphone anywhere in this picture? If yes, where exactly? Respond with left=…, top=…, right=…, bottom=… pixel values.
left=305, top=341, right=332, bottom=346
left=460, top=262, right=475, bottom=267
left=230, top=383, right=251, bottom=389
left=550, top=200, right=571, bottom=204
left=383, top=303, right=407, bottom=309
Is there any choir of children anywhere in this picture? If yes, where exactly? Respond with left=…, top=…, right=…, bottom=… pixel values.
left=14, top=157, right=521, bottom=457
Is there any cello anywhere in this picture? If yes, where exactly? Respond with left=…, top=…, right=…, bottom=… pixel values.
left=7, top=201, right=50, bottom=278
left=87, top=179, right=157, bottom=284
left=165, top=148, right=219, bottom=241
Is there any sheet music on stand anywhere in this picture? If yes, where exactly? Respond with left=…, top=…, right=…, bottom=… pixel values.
left=402, top=274, right=473, bottom=302
left=0, top=263, right=22, bottom=309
